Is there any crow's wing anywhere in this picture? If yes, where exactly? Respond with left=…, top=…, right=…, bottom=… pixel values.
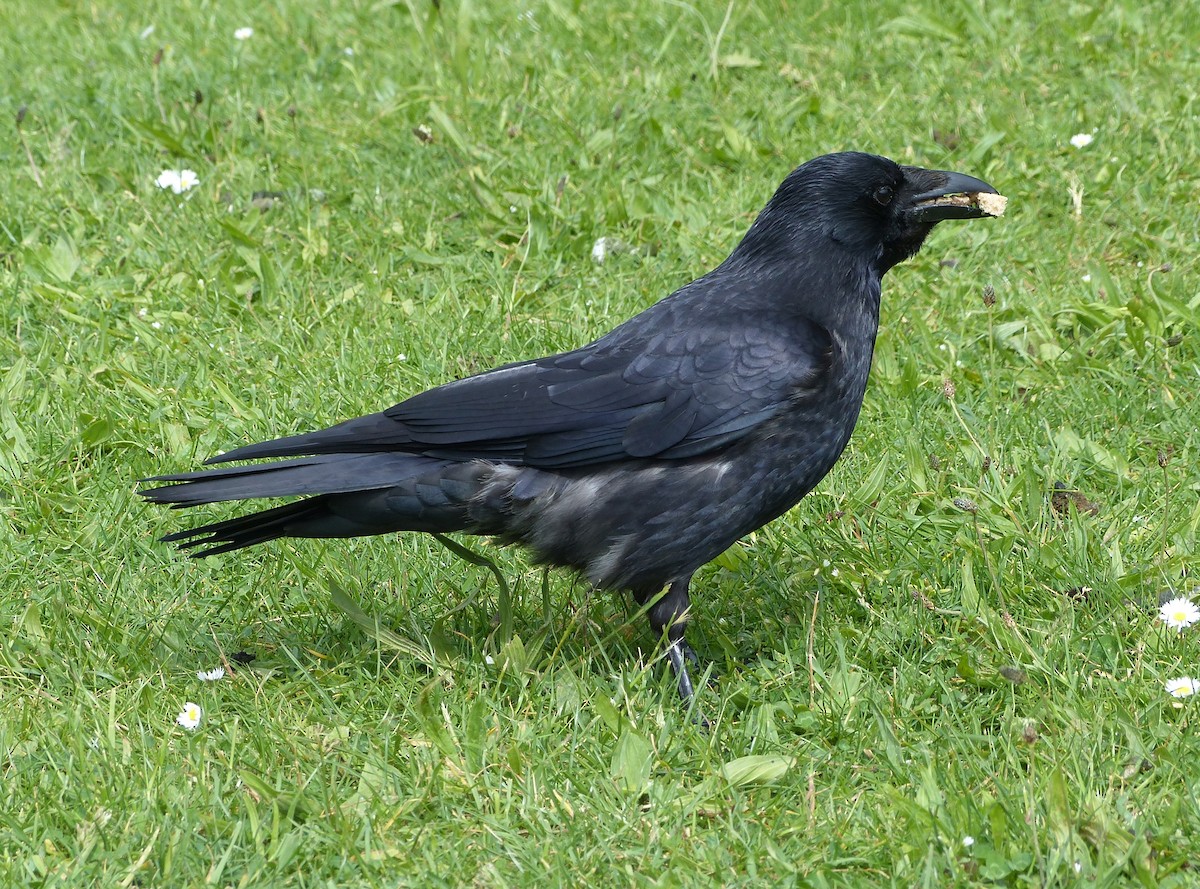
left=210, top=317, right=833, bottom=469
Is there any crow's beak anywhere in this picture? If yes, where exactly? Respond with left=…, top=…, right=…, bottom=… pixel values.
left=904, top=168, right=1006, bottom=222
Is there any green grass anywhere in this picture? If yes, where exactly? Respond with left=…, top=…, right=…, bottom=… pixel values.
left=3, top=0, right=1199, bottom=884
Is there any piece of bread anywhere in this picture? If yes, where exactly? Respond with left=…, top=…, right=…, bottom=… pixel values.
left=975, top=192, right=1007, bottom=217
left=932, top=191, right=1007, bottom=217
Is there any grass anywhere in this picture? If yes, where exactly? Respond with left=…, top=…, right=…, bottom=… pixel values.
left=2, top=0, right=1199, bottom=884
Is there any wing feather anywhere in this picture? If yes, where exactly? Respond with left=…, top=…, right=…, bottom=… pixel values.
left=209, top=313, right=833, bottom=468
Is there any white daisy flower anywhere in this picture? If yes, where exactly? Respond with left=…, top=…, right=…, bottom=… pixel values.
left=1069, top=133, right=1094, bottom=149
left=155, top=169, right=200, bottom=194
left=197, top=667, right=226, bottom=682
left=155, top=169, right=181, bottom=191
left=1159, top=597, right=1200, bottom=631
left=176, top=702, right=203, bottom=730
left=1165, top=677, right=1198, bottom=698
left=234, top=27, right=254, bottom=40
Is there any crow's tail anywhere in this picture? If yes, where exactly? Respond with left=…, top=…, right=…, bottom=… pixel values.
left=157, top=498, right=341, bottom=556
left=140, top=452, right=484, bottom=556
left=140, top=453, right=443, bottom=506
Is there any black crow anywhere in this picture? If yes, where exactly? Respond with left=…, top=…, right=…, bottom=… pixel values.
left=141, top=152, right=1004, bottom=701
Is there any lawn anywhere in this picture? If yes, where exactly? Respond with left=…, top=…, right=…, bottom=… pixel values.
left=2, top=0, right=1199, bottom=885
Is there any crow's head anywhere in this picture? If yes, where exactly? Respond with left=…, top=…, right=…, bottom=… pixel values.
left=737, top=151, right=1003, bottom=275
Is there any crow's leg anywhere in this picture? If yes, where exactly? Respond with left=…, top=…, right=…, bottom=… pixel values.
left=643, top=574, right=701, bottom=702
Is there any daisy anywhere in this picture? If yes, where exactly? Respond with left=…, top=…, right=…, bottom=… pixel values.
left=1159, top=597, right=1200, bottom=631
left=155, top=169, right=200, bottom=194
left=176, top=702, right=203, bottom=730
left=1069, top=133, right=1094, bottom=149
left=197, top=667, right=226, bottom=682
left=155, top=169, right=180, bottom=191
left=1165, top=677, right=1198, bottom=699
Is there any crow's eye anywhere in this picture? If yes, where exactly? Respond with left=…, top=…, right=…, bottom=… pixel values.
left=872, top=185, right=895, bottom=207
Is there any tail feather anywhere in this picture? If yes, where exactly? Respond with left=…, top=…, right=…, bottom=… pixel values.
left=162, top=498, right=336, bottom=557
left=141, top=452, right=499, bottom=556
left=140, top=453, right=445, bottom=506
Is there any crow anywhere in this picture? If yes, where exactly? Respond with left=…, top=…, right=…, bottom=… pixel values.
left=141, top=152, right=1004, bottom=701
